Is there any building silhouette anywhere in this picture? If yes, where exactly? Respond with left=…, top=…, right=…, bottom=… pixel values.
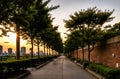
left=21, top=47, right=26, bottom=55
left=0, top=45, right=3, bottom=55
left=8, top=48, right=12, bottom=55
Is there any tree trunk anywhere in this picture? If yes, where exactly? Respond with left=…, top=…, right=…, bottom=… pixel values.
left=72, top=51, right=74, bottom=58
left=82, top=47, right=84, bottom=63
left=31, top=38, right=34, bottom=58
left=77, top=48, right=79, bottom=59
left=43, top=43, right=46, bottom=56
left=48, top=47, right=50, bottom=56
left=16, top=26, right=20, bottom=60
left=52, top=49, right=53, bottom=55
left=47, top=46, right=48, bottom=56
left=37, top=43, right=40, bottom=58
left=88, top=44, right=90, bottom=63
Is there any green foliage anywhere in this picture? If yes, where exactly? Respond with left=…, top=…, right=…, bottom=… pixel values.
left=76, top=59, right=88, bottom=64
left=0, top=56, right=58, bottom=73
left=101, top=22, right=120, bottom=41
left=0, top=0, right=62, bottom=59
left=89, top=63, right=120, bottom=79
left=41, top=27, right=63, bottom=53
left=64, top=7, right=114, bottom=29
left=68, top=57, right=76, bottom=61
left=64, top=7, right=114, bottom=63
left=20, top=0, right=60, bottom=57
left=64, top=30, right=83, bottom=53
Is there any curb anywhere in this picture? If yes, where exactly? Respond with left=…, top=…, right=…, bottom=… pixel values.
left=76, top=63, right=106, bottom=79
left=11, top=61, right=50, bottom=79
left=7, top=70, right=31, bottom=79
left=86, top=68, right=106, bottom=79
left=36, top=61, right=50, bottom=69
left=15, top=70, right=31, bottom=79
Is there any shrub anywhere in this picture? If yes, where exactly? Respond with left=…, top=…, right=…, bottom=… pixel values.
left=0, top=55, right=58, bottom=73
left=89, top=63, right=120, bottom=79
left=69, top=57, right=76, bottom=61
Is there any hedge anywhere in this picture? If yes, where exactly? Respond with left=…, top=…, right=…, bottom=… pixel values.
left=89, top=63, right=120, bottom=79
left=69, top=57, right=76, bottom=61
left=0, top=55, right=58, bottom=73
left=68, top=57, right=120, bottom=79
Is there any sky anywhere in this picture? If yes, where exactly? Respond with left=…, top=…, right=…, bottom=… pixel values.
left=48, top=0, right=120, bottom=40
left=0, top=0, right=120, bottom=53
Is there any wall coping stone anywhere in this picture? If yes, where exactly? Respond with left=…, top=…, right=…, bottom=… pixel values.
left=96, top=35, right=120, bottom=47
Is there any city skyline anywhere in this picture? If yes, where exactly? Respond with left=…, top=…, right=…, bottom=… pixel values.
left=0, top=45, right=33, bottom=54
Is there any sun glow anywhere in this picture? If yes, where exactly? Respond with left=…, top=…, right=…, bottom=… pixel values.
left=7, top=32, right=28, bottom=44
left=6, top=32, right=31, bottom=52
left=7, top=32, right=16, bottom=43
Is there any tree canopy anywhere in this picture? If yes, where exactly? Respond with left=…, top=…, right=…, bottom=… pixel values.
left=0, top=0, right=63, bottom=59
left=64, top=7, right=114, bottom=63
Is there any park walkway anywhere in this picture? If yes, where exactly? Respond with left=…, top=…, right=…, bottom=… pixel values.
left=24, top=56, right=97, bottom=79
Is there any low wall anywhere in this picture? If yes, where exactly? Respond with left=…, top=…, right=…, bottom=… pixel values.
left=74, top=35, right=120, bottom=69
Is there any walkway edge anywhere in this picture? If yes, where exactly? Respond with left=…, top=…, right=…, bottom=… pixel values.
left=76, top=63, right=106, bottom=79
left=14, top=61, right=51, bottom=79
left=15, top=70, right=31, bottom=79
left=36, top=61, right=50, bottom=69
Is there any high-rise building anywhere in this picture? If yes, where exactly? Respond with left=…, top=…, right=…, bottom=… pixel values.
left=0, top=45, right=3, bottom=55
left=8, top=48, right=12, bottom=55
left=21, top=47, right=26, bottom=55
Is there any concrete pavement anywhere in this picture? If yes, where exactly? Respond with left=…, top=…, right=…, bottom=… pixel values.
left=24, top=56, right=97, bottom=79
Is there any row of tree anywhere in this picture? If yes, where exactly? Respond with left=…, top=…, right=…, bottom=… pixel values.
left=64, top=7, right=120, bottom=64
left=0, top=0, right=63, bottom=59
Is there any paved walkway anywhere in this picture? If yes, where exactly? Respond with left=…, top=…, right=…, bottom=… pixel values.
left=24, top=56, right=97, bottom=79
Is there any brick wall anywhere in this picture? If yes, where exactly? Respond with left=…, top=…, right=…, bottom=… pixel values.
left=74, top=35, right=120, bottom=69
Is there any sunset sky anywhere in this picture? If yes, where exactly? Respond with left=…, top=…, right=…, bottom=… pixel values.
left=0, top=0, right=120, bottom=53
left=48, top=0, right=120, bottom=39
